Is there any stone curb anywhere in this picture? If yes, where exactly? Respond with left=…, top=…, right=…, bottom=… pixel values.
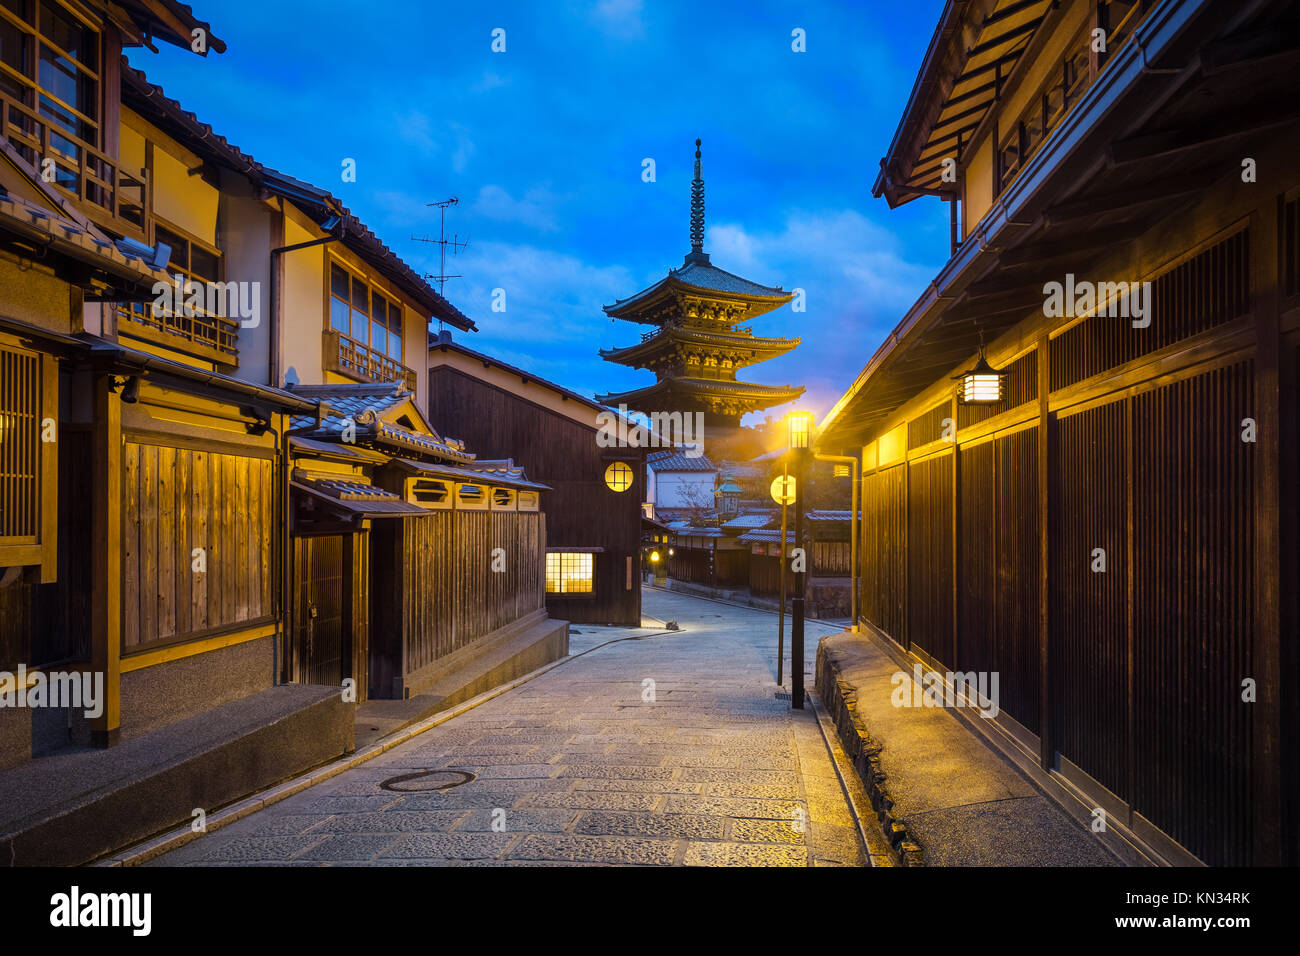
left=814, top=640, right=924, bottom=867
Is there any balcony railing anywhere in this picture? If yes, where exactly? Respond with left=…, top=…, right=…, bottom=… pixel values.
left=117, top=302, right=241, bottom=366
left=1, top=89, right=149, bottom=242
left=324, top=328, right=417, bottom=390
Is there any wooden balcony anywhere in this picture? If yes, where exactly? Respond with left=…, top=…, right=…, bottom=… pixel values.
left=323, top=328, right=416, bottom=390
left=117, top=302, right=240, bottom=367
left=1, top=89, right=149, bottom=243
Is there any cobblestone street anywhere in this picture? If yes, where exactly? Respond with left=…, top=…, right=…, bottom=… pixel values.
left=149, top=589, right=863, bottom=867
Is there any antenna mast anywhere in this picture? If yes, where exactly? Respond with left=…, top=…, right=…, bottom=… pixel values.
left=411, top=198, right=469, bottom=328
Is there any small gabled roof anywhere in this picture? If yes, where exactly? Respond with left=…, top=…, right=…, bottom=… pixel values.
left=287, top=382, right=475, bottom=463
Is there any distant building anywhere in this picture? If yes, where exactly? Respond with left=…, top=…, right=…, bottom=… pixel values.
left=597, top=140, right=803, bottom=435
left=428, top=335, right=646, bottom=626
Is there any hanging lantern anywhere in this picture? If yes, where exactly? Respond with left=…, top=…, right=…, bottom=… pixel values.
left=954, top=333, right=1004, bottom=404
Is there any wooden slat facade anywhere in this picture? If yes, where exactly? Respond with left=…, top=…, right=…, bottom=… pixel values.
left=121, top=443, right=276, bottom=651
left=370, top=510, right=545, bottom=699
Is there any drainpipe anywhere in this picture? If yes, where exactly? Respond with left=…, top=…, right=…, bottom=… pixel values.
left=814, top=452, right=860, bottom=628
left=268, top=212, right=344, bottom=388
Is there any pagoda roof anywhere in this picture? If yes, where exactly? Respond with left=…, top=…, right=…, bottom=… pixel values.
left=603, top=252, right=793, bottom=324
left=595, top=375, right=804, bottom=413
left=599, top=326, right=800, bottom=367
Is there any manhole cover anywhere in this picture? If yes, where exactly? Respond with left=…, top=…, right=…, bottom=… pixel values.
left=379, top=769, right=476, bottom=793
left=774, top=692, right=792, bottom=700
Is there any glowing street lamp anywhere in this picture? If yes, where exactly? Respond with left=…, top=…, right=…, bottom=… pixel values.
left=787, top=409, right=813, bottom=449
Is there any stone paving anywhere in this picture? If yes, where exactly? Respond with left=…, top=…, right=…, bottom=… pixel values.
left=149, top=589, right=860, bottom=867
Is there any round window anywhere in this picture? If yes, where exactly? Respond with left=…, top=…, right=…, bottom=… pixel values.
left=604, top=460, right=633, bottom=492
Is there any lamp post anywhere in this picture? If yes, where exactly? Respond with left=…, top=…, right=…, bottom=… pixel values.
left=787, top=410, right=813, bottom=710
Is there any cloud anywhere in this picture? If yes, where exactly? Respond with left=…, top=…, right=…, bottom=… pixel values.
left=472, top=184, right=561, bottom=233
left=590, top=0, right=645, bottom=38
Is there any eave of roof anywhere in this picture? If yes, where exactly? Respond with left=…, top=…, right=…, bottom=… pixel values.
left=603, top=260, right=793, bottom=322
left=596, top=376, right=805, bottom=407
left=873, top=0, right=1056, bottom=208
left=822, top=0, right=1223, bottom=447
left=599, top=328, right=801, bottom=366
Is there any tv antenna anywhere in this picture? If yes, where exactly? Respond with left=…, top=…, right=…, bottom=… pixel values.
left=411, top=197, right=469, bottom=300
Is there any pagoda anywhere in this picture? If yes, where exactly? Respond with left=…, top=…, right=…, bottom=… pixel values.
left=597, top=140, right=803, bottom=431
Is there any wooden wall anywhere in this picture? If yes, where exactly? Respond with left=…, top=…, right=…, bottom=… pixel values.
left=370, top=510, right=545, bottom=698
left=121, top=443, right=275, bottom=650
left=428, top=367, right=642, bottom=624
left=852, top=217, right=1287, bottom=865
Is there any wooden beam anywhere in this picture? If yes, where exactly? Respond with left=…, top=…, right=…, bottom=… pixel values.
left=1043, top=177, right=1211, bottom=229
left=997, top=221, right=1146, bottom=268
left=91, top=374, right=122, bottom=747
left=1108, top=111, right=1300, bottom=168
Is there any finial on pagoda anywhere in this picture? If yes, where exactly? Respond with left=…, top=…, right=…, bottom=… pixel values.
left=687, top=137, right=708, bottom=263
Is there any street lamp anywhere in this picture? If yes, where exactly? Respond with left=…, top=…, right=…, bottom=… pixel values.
left=786, top=410, right=814, bottom=709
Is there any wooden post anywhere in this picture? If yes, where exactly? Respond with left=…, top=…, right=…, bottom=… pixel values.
left=91, top=374, right=121, bottom=747
left=38, top=353, right=58, bottom=583
left=1251, top=195, right=1283, bottom=865
left=1037, top=334, right=1052, bottom=771
left=778, top=458, right=788, bottom=685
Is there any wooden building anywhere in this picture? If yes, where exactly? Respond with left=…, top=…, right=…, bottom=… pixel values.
left=113, top=71, right=567, bottom=700
left=0, top=1, right=336, bottom=770
left=429, top=334, right=645, bottom=626
left=0, top=0, right=563, bottom=789
left=817, top=0, right=1299, bottom=866
left=285, top=383, right=552, bottom=701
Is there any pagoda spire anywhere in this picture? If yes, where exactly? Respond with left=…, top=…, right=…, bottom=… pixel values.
left=688, top=138, right=707, bottom=262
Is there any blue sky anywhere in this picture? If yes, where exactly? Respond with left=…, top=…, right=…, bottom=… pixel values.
left=128, top=0, right=949, bottom=424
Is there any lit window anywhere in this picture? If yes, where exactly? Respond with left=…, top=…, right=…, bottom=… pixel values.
left=604, top=460, right=633, bottom=492
left=546, top=552, right=593, bottom=594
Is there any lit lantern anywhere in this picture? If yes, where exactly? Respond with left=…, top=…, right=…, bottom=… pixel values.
left=649, top=550, right=660, bottom=563
left=787, top=410, right=813, bottom=450
left=604, top=460, right=633, bottom=491
left=955, top=335, right=1004, bottom=404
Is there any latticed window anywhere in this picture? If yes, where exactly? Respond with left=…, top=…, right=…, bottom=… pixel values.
left=545, top=552, right=593, bottom=594
left=0, top=342, right=40, bottom=541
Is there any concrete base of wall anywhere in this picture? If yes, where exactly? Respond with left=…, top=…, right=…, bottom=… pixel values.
left=357, top=612, right=568, bottom=748
left=0, top=684, right=353, bottom=866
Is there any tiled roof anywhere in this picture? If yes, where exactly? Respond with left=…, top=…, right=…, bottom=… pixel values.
left=287, top=382, right=475, bottom=464
left=721, top=512, right=773, bottom=530
left=807, top=510, right=860, bottom=521
left=670, top=257, right=786, bottom=297
left=0, top=186, right=173, bottom=291
left=291, top=475, right=427, bottom=518
left=738, top=529, right=795, bottom=545
left=647, top=450, right=716, bottom=472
